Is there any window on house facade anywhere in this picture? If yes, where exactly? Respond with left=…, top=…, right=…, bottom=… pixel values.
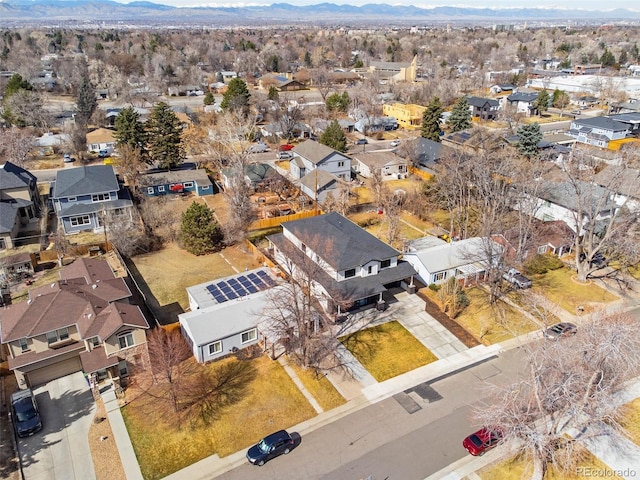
left=434, top=272, right=447, bottom=282
left=202, top=185, right=210, bottom=190
left=158, top=186, right=165, bottom=192
left=92, top=193, right=110, bottom=202
left=0, top=238, right=6, bottom=249
left=537, top=245, right=548, bottom=254
left=338, top=161, right=345, bottom=167
left=183, top=182, right=194, bottom=188
left=380, top=259, right=391, bottom=269
left=46, top=327, right=69, bottom=345
left=241, top=329, right=257, bottom=344
left=67, top=197, right=77, bottom=202
left=70, top=215, right=91, bottom=227
left=208, top=341, right=222, bottom=355
left=89, top=336, right=100, bottom=347
left=367, top=265, right=373, bottom=274
left=118, top=360, right=129, bottom=377
left=118, top=332, right=134, bottom=349
left=147, top=187, right=154, bottom=194
left=345, top=268, right=356, bottom=278
left=19, top=338, right=29, bottom=352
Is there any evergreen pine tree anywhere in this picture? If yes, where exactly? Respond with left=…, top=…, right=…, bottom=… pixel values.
left=203, top=91, right=215, bottom=105
left=179, top=202, right=223, bottom=255
left=448, top=96, right=472, bottom=132
left=221, top=77, right=250, bottom=115
left=146, top=102, right=185, bottom=169
left=319, top=120, right=347, bottom=152
left=517, top=123, right=542, bottom=158
left=114, top=106, right=146, bottom=153
left=421, top=97, right=444, bottom=142
left=75, top=76, right=97, bottom=127
left=534, top=90, right=550, bottom=116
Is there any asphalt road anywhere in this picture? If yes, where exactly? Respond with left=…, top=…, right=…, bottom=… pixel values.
left=217, top=348, right=525, bottom=480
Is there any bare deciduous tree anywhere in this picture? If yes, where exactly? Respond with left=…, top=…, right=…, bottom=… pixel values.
left=475, top=311, right=640, bottom=480
left=0, top=128, right=35, bottom=167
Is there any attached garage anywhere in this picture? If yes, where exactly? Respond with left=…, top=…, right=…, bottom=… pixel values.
left=26, top=357, right=83, bottom=387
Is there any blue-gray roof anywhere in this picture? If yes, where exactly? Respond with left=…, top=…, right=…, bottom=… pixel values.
left=539, top=180, right=614, bottom=213
left=0, top=202, right=19, bottom=233
left=0, top=162, right=37, bottom=190
left=280, top=212, right=399, bottom=271
left=572, top=116, right=630, bottom=132
left=507, top=92, right=539, bottom=103
left=52, top=165, right=119, bottom=199
left=467, top=96, right=499, bottom=108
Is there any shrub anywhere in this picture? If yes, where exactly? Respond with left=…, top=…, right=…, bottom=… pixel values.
left=523, top=253, right=565, bottom=275
left=428, top=283, right=441, bottom=291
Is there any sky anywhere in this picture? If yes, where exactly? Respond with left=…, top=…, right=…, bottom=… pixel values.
left=115, top=0, right=639, bottom=10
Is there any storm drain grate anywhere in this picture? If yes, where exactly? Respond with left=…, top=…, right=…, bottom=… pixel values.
left=393, top=392, right=422, bottom=414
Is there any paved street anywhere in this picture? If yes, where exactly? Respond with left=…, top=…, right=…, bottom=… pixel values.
left=216, top=348, right=524, bottom=480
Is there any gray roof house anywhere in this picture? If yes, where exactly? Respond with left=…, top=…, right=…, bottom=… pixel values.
left=351, top=151, right=408, bottom=180
left=179, top=268, right=279, bottom=363
left=298, top=169, right=344, bottom=202
left=398, top=137, right=454, bottom=173
left=268, top=212, right=417, bottom=313
left=139, top=169, right=214, bottom=197
left=529, top=180, right=616, bottom=233
left=51, top=165, right=134, bottom=235
left=289, top=140, right=351, bottom=181
left=0, top=162, right=41, bottom=250
left=505, top=91, right=539, bottom=116
left=403, top=237, right=502, bottom=286
left=466, top=96, right=500, bottom=120
left=568, top=117, right=630, bottom=148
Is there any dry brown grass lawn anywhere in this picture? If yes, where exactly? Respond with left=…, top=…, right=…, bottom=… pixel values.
left=288, top=363, right=346, bottom=411
left=427, top=287, right=539, bottom=345
left=617, top=397, right=640, bottom=446
left=122, top=356, right=317, bottom=480
left=340, top=321, right=437, bottom=381
left=130, top=243, right=257, bottom=314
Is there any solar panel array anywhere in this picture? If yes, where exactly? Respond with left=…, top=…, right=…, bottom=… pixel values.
left=206, top=270, right=276, bottom=304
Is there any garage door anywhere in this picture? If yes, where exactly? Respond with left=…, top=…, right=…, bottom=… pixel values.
left=27, top=357, right=83, bottom=387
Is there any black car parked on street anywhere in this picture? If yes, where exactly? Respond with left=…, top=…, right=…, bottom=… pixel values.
left=246, top=430, right=294, bottom=466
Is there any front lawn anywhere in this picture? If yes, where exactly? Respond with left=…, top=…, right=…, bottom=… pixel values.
left=130, top=243, right=256, bottom=324
left=288, top=363, right=346, bottom=411
left=446, top=288, right=539, bottom=345
left=617, top=397, right=640, bottom=446
left=122, top=356, right=317, bottom=480
left=478, top=451, right=622, bottom=479
left=532, top=267, right=618, bottom=314
left=340, top=321, right=437, bottom=381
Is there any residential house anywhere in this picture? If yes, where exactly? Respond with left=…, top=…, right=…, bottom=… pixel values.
left=268, top=212, right=417, bottom=313
left=606, top=112, right=640, bottom=136
left=568, top=117, right=630, bottom=149
left=466, top=96, right=500, bottom=120
left=351, top=151, right=408, bottom=179
left=496, top=219, right=574, bottom=261
left=86, top=128, right=117, bottom=154
left=219, top=71, right=238, bottom=84
left=179, top=268, right=279, bottom=363
left=0, top=252, right=36, bottom=282
left=505, top=91, right=539, bottom=116
left=382, top=103, right=426, bottom=130
left=0, top=162, right=40, bottom=250
left=289, top=140, right=351, bottom=181
left=33, top=132, right=71, bottom=156
left=527, top=180, right=616, bottom=233
left=139, top=169, right=214, bottom=197
left=397, top=137, right=454, bottom=175
left=0, top=258, right=150, bottom=388
left=368, top=56, right=417, bottom=83
left=354, top=116, right=398, bottom=133
left=594, top=166, right=640, bottom=213
left=403, top=237, right=502, bottom=286
left=51, top=165, right=134, bottom=235
left=221, top=163, right=280, bottom=192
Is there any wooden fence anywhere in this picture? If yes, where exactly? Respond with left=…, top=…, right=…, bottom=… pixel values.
left=249, top=209, right=322, bottom=231
left=37, top=242, right=112, bottom=263
left=409, top=166, right=432, bottom=180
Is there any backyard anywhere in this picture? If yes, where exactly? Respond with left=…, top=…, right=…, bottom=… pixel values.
left=122, top=356, right=318, bottom=480
left=129, top=243, right=257, bottom=324
left=340, top=321, right=438, bottom=382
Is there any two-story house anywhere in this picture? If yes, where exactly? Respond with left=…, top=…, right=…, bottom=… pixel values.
left=0, top=162, right=40, bottom=250
left=290, top=140, right=352, bottom=202
left=51, top=165, right=134, bottom=235
left=466, top=96, right=500, bottom=120
left=505, top=91, right=539, bottom=116
left=268, top=212, right=417, bottom=313
left=0, top=258, right=150, bottom=388
left=382, top=103, right=426, bottom=130
left=568, top=117, right=630, bottom=149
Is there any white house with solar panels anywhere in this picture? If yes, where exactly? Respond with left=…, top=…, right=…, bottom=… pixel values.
left=179, top=268, right=279, bottom=363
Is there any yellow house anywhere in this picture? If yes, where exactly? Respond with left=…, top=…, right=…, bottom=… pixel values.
left=86, top=128, right=116, bottom=153
left=383, top=103, right=426, bottom=130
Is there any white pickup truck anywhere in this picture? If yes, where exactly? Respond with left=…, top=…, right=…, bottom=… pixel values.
left=502, top=268, right=532, bottom=289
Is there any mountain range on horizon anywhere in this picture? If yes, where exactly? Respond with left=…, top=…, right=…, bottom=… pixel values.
left=1, top=0, right=640, bottom=26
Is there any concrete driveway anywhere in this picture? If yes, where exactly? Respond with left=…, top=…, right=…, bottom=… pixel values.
left=17, top=372, right=96, bottom=480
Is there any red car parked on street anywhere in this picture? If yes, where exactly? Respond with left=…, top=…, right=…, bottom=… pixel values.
left=278, top=144, right=294, bottom=151
left=463, top=427, right=503, bottom=456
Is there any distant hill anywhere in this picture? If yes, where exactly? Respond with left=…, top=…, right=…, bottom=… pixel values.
left=1, top=0, right=639, bottom=26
